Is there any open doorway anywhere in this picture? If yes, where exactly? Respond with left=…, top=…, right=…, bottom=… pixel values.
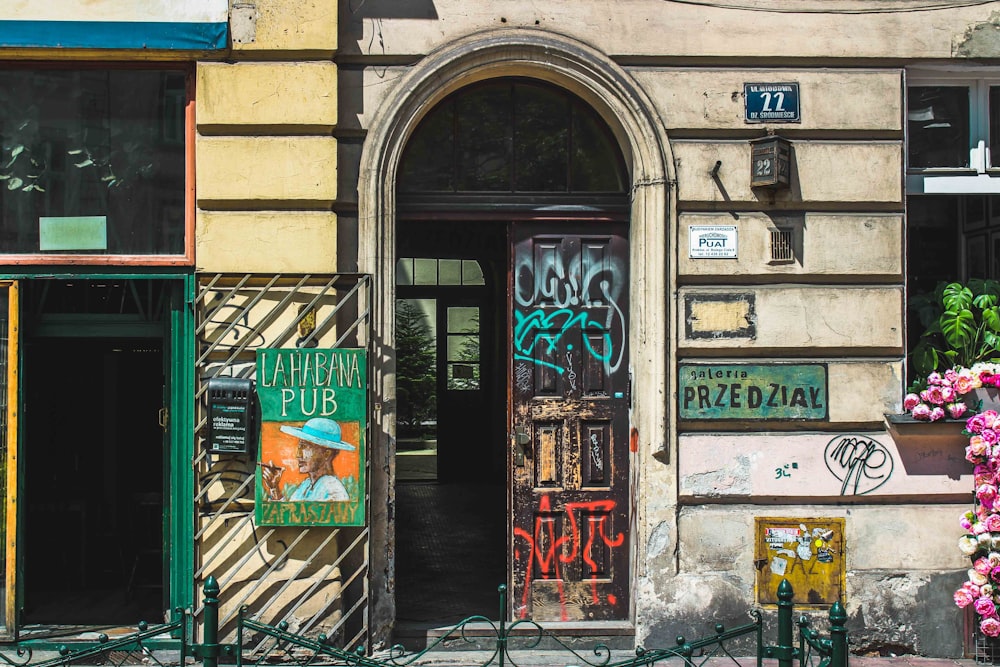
left=390, top=77, right=633, bottom=636
left=19, top=281, right=169, bottom=628
left=393, top=221, right=507, bottom=636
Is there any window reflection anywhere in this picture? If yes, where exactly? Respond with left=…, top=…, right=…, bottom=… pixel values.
left=0, top=69, right=186, bottom=255
left=908, top=86, right=970, bottom=169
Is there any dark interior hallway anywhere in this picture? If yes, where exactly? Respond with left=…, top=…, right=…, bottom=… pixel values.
left=394, top=481, right=506, bottom=644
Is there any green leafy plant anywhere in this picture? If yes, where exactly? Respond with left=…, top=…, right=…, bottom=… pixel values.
left=911, top=279, right=1000, bottom=377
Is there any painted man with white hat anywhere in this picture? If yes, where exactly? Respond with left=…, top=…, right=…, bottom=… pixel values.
left=261, top=417, right=356, bottom=502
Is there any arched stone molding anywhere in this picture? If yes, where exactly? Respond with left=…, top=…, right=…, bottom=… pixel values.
left=357, top=27, right=674, bottom=642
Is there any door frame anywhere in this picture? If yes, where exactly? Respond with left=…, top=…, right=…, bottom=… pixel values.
left=359, top=29, right=673, bottom=640
left=0, top=273, right=194, bottom=636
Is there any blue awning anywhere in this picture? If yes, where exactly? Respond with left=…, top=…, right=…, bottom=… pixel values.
left=0, top=2, right=228, bottom=51
left=0, top=20, right=227, bottom=50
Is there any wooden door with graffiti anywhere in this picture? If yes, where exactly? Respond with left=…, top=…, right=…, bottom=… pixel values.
left=510, top=221, right=630, bottom=622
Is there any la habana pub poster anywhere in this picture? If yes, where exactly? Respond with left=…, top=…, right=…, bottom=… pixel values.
left=255, top=348, right=367, bottom=527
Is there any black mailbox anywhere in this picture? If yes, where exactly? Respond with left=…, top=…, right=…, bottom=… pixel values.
left=750, top=135, right=791, bottom=189
left=207, top=377, right=255, bottom=454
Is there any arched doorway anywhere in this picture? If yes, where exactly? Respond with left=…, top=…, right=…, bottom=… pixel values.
left=357, top=29, right=672, bottom=646
left=392, top=78, right=631, bottom=634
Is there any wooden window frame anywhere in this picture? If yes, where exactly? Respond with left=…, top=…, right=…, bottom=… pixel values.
left=0, top=63, right=195, bottom=266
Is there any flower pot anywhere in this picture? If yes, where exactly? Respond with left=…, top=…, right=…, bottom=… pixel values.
left=966, top=387, right=1000, bottom=414
left=884, top=413, right=968, bottom=450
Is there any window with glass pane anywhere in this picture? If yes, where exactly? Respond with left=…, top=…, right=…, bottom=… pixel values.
left=991, top=86, right=1000, bottom=168
left=0, top=69, right=186, bottom=255
left=447, top=306, right=479, bottom=390
left=399, top=80, right=626, bottom=194
left=908, top=86, right=970, bottom=169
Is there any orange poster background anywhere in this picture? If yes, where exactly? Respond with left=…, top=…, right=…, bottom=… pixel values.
left=260, top=420, right=361, bottom=488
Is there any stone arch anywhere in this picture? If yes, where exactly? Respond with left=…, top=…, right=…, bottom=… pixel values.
left=357, top=27, right=673, bottom=640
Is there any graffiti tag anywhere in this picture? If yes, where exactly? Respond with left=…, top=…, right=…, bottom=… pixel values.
left=824, top=435, right=894, bottom=495
left=513, top=245, right=625, bottom=376
left=512, top=495, right=623, bottom=620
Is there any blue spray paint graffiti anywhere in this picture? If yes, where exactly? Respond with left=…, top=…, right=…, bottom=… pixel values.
left=513, top=246, right=625, bottom=375
left=512, top=309, right=613, bottom=373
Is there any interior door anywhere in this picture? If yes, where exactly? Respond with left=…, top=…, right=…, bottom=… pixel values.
left=510, top=222, right=630, bottom=622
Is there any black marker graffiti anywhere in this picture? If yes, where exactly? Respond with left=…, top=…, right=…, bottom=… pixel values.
left=824, top=435, right=894, bottom=496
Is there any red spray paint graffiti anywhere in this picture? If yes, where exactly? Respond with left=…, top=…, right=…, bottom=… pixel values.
left=512, top=494, right=624, bottom=619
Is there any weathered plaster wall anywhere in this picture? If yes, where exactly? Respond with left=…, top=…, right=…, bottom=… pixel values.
left=678, top=213, right=903, bottom=281
left=337, top=1, right=999, bottom=61
left=192, top=0, right=345, bottom=639
left=195, top=4, right=340, bottom=273
left=333, top=0, right=982, bottom=656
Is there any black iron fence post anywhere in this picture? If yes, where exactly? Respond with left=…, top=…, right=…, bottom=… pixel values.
left=772, top=579, right=797, bottom=667
left=829, top=601, right=848, bottom=667
left=498, top=584, right=508, bottom=667
left=202, top=576, right=221, bottom=667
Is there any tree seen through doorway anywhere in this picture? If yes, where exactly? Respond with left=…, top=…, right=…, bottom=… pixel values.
left=395, top=299, right=436, bottom=438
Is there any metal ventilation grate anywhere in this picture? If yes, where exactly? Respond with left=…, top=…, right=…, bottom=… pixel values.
left=770, top=228, right=795, bottom=262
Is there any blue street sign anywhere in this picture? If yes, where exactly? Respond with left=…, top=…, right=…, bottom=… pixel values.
left=745, top=83, right=801, bottom=123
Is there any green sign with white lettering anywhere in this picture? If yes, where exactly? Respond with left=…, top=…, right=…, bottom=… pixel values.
left=679, top=363, right=828, bottom=420
left=255, top=348, right=367, bottom=526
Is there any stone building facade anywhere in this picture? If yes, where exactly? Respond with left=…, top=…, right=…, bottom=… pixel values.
left=0, top=0, right=998, bottom=659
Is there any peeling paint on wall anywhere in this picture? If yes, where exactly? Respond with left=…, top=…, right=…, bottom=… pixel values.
left=684, top=454, right=754, bottom=496
left=647, top=521, right=672, bottom=560
left=954, top=11, right=1000, bottom=58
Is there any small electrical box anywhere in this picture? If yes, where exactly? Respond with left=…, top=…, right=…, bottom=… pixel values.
left=750, top=135, right=791, bottom=189
left=207, top=377, right=255, bottom=454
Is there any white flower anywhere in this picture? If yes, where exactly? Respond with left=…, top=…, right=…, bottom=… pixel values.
left=971, top=569, right=990, bottom=586
left=962, top=535, right=982, bottom=555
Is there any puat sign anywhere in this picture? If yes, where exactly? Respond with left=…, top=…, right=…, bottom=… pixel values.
left=689, top=225, right=738, bottom=259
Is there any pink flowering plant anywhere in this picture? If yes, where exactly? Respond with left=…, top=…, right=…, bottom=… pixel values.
left=904, top=364, right=1000, bottom=422
left=907, top=282, right=1000, bottom=635
left=955, top=409, right=1000, bottom=636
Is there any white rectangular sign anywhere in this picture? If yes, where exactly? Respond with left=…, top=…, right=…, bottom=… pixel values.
left=689, top=225, right=738, bottom=258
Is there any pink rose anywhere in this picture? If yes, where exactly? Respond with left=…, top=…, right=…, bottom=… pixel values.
left=924, top=387, right=946, bottom=405
left=949, top=402, right=969, bottom=419
left=969, top=414, right=987, bottom=434
left=903, top=393, right=921, bottom=411
left=929, top=372, right=944, bottom=384
left=942, top=386, right=958, bottom=403
left=930, top=406, right=946, bottom=422
left=969, top=436, right=989, bottom=458
left=978, top=483, right=999, bottom=507
left=984, top=430, right=999, bottom=446
left=946, top=369, right=960, bottom=384
left=912, top=404, right=932, bottom=421
left=982, top=617, right=1000, bottom=638
left=976, top=597, right=997, bottom=618
left=977, top=557, right=993, bottom=575
left=957, top=374, right=977, bottom=395
left=957, top=587, right=976, bottom=607
left=985, top=515, right=1000, bottom=532
left=984, top=411, right=1000, bottom=429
